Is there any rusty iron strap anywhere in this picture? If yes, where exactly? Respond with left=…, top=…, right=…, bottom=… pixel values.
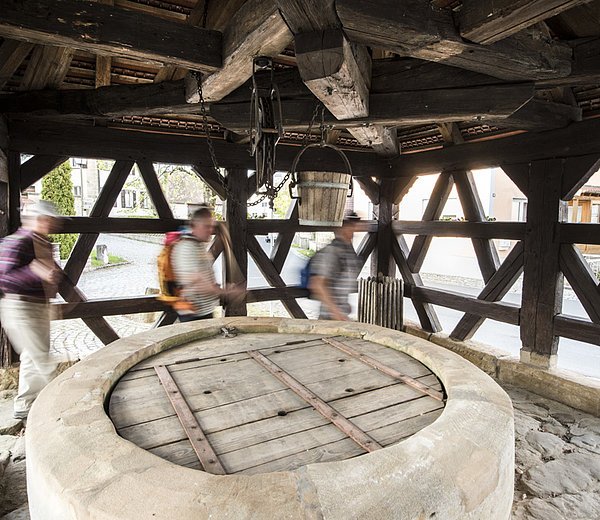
left=246, top=350, right=382, bottom=453
left=322, top=337, right=445, bottom=402
left=153, top=364, right=226, bottom=475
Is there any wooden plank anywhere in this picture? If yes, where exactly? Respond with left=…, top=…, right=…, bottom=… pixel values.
left=19, top=155, right=68, bottom=191
left=0, top=0, right=222, bottom=73
left=499, top=98, right=582, bottom=131
left=336, top=0, right=572, bottom=81
left=453, top=170, right=500, bottom=283
left=459, top=0, right=594, bottom=44
left=249, top=219, right=378, bottom=234
left=392, top=220, right=526, bottom=240
left=322, top=337, right=443, bottom=401
left=356, top=232, right=377, bottom=269
left=154, top=310, right=178, bottom=328
left=391, top=234, right=442, bottom=333
left=136, top=159, right=174, bottom=219
left=191, top=0, right=291, bottom=103
left=246, top=349, right=383, bottom=452
left=407, top=172, right=454, bottom=273
left=553, top=314, right=600, bottom=346
left=8, top=119, right=388, bottom=176
left=0, top=39, right=33, bottom=90
left=520, top=159, right=564, bottom=361
left=409, top=285, right=521, bottom=325
left=371, top=179, right=397, bottom=276
left=153, top=364, right=226, bottom=474
left=559, top=244, right=600, bottom=324
left=451, top=241, right=524, bottom=341
left=247, top=235, right=307, bottom=318
left=20, top=45, right=73, bottom=90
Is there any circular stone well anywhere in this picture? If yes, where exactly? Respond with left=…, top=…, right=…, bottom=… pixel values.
left=26, top=318, right=514, bottom=520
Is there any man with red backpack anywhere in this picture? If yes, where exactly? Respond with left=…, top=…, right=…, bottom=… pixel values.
left=160, top=207, right=241, bottom=322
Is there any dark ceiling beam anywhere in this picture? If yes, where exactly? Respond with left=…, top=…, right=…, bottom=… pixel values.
left=336, top=0, right=572, bottom=81
left=0, top=39, right=33, bottom=90
left=7, top=119, right=388, bottom=177
left=210, top=83, right=536, bottom=130
left=192, top=0, right=292, bottom=103
left=18, top=45, right=73, bottom=90
left=0, top=0, right=222, bottom=73
left=459, top=0, right=595, bottom=45
left=275, top=0, right=397, bottom=155
left=384, top=117, right=600, bottom=178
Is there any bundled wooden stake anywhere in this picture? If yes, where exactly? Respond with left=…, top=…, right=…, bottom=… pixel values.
left=357, top=274, right=403, bottom=330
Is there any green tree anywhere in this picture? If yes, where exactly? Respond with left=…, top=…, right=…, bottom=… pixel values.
left=41, top=161, right=77, bottom=259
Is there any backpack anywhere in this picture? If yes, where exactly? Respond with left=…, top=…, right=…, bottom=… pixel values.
left=157, top=231, right=193, bottom=311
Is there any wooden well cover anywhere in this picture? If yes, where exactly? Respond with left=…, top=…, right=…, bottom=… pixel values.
left=109, top=332, right=445, bottom=475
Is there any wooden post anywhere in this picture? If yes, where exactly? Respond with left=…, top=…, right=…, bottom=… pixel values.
left=0, top=117, right=15, bottom=367
left=520, top=159, right=565, bottom=368
left=372, top=179, right=397, bottom=277
left=223, top=168, right=248, bottom=316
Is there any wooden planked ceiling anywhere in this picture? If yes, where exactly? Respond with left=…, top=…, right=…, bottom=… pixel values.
left=0, top=0, right=600, bottom=153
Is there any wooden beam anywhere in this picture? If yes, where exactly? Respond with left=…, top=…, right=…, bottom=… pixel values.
left=336, top=0, right=572, bottom=81
left=354, top=177, right=379, bottom=204
left=451, top=241, right=524, bottom=341
left=372, top=179, right=396, bottom=276
left=19, top=155, right=68, bottom=191
left=248, top=219, right=378, bottom=234
left=500, top=164, right=529, bottom=196
left=0, top=0, right=222, bottom=73
left=60, top=217, right=185, bottom=234
left=499, top=98, right=582, bottom=131
left=453, top=170, right=500, bottom=282
left=388, top=118, right=600, bottom=178
left=391, top=234, right=441, bottom=332
left=55, top=295, right=166, bottom=320
left=561, top=154, right=600, bottom=200
left=8, top=119, right=387, bottom=177
left=407, top=172, right=454, bottom=273
left=190, top=0, right=291, bottom=102
left=356, top=232, right=377, bottom=268
left=95, top=55, right=112, bottom=88
left=191, top=165, right=226, bottom=200
left=559, top=223, right=600, bottom=245
left=1, top=80, right=193, bottom=117
left=63, top=160, right=134, bottom=284
left=136, top=159, right=174, bottom=219
left=247, top=286, right=309, bottom=302
left=409, top=285, right=521, bottom=325
left=20, top=45, right=73, bottom=90
left=270, top=201, right=298, bottom=273
left=210, top=83, right=536, bottom=132
left=553, top=314, right=600, bottom=346
left=459, top=0, right=595, bottom=45
left=392, top=221, right=526, bottom=240
left=559, top=244, right=600, bottom=324
left=0, top=39, right=33, bottom=90
left=520, top=159, right=564, bottom=366
left=246, top=235, right=307, bottom=318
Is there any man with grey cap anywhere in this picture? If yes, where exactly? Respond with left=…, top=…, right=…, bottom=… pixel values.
left=309, top=211, right=362, bottom=321
left=0, top=200, right=64, bottom=419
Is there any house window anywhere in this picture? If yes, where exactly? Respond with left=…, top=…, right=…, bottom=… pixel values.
left=120, top=190, right=136, bottom=208
left=71, top=158, right=88, bottom=168
left=73, top=186, right=82, bottom=197
left=513, top=198, right=528, bottom=222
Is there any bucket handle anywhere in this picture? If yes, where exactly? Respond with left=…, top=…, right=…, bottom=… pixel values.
left=289, top=143, right=353, bottom=201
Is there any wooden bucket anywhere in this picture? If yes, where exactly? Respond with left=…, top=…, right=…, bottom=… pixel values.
left=290, top=143, right=353, bottom=227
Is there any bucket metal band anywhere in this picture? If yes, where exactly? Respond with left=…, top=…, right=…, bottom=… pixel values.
left=299, top=218, right=343, bottom=227
left=298, top=181, right=350, bottom=190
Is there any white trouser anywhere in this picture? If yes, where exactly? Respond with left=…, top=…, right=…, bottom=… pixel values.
left=0, top=298, right=57, bottom=416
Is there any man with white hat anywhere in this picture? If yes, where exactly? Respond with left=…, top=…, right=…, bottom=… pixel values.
left=0, top=200, right=64, bottom=419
